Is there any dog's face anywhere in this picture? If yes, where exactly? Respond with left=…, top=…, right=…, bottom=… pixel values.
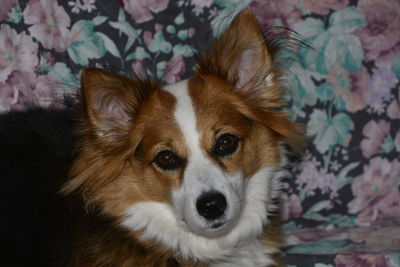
left=64, top=10, right=301, bottom=262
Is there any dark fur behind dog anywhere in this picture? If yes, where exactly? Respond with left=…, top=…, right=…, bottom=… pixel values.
left=0, top=108, right=78, bottom=266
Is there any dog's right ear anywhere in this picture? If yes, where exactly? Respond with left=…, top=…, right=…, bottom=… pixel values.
left=80, top=69, right=153, bottom=142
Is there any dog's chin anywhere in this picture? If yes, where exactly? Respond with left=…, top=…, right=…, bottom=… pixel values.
left=182, top=210, right=241, bottom=238
left=185, top=220, right=233, bottom=238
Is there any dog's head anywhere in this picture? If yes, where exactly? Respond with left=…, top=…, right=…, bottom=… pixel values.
left=63, top=9, right=302, bottom=262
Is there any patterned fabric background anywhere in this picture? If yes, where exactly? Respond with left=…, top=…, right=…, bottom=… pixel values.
left=1, top=0, right=399, bottom=266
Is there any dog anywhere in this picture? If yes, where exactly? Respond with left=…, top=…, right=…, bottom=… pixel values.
left=0, top=9, right=302, bottom=266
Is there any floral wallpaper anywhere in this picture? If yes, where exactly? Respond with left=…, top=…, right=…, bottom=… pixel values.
left=1, top=0, right=399, bottom=266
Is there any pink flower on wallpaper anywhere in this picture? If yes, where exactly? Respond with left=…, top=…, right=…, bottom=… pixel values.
left=395, top=132, right=400, bottom=152
left=356, top=0, right=400, bottom=64
left=0, top=24, right=38, bottom=83
left=347, top=66, right=396, bottom=113
left=296, top=158, right=337, bottom=197
left=0, top=0, right=18, bottom=21
left=0, top=71, right=64, bottom=113
left=338, top=68, right=370, bottom=112
left=356, top=189, right=400, bottom=225
left=131, top=60, right=146, bottom=77
left=24, top=0, right=71, bottom=52
left=123, top=0, right=169, bottom=24
left=303, top=0, right=348, bottom=15
left=335, top=254, right=395, bottom=267
left=387, top=99, right=400, bottom=119
left=190, top=0, right=213, bottom=15
left=360, top=120, right=390, bottom=158
left=348, top=157, right=400, bottom=226
left=162, top=55, right=185, bottom=84
left=369, top=66, right=398, bottom=110
left=143, top=31, right=153, bottom=47
left=281, top=193, right=303, bottom=221
left=249, top=0, right=302, bottom=29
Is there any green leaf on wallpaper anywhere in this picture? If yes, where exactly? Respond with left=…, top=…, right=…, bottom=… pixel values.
left=126, top=47, right=150, bottom=61
left=327, top=214, right=356, bottom=228
left=285, top=240, right=360, bottom=254
left=124, top=37, right=136, bottom=53
left=294, top=18, right=325, bottom=41
left=381, top=135, right=395, bottom=153
left=308, top=109, right=353, bottom=153
left=283, top=221, right=302, bottom=232
left=294, top=8, right=365, bottom=75
left=329, top=7, right=366, bottom=34
left=388, top=255, right=400, bottom=266
left=118, top=8, right=126, bottom=21
left=285, top=61, right=318, bottom=118
left=68, top=20, right=106, bottom=65
left=48, top=62, right=79, bottom=91
left=177, top=29, right=190, bottom=40
left=148, top=32, right=172, bottom=54
left=392, top=56, right=400, bottom=78
left=156, top=61, right=166, bottom=79
left=316, top=82, right=335, bottom=103
left=315, top=82, right=347, bottom=111
left=174, top=12, right=184, bottom=25
left=299, top=32, right=330, bottom=70
left=337, top=34, right=364, bottom=71
left=109, top=21, right=141, bottom=41
left=173, top=44, right=195, bottom=57
left=315, top=264, right=334, bottom=267
left=336, top=162, right=359, bottom=190
left=125, top=52, right=135, bottom=61
left=302, top=212, right=331, bottom=222
left=97, top=32, right=121, bottom=59
left=92, top=16, right=107, bottom=26
left=166, top=25, right=176, bottom=34
left=7, top=5, right=22, bottom=23
left=306, top=200, right=332, bottom=213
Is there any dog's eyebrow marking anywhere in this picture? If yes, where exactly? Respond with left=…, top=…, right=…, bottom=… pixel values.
left=163, top=80, right=201, bottom=158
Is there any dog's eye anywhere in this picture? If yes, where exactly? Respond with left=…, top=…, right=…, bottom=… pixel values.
left=213, top=133, right=240, bottom=157
left=154, top=150, right=182, bottom=170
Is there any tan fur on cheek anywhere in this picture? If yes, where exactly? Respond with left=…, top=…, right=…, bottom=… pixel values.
left=242, top=122, right=281, bottom=178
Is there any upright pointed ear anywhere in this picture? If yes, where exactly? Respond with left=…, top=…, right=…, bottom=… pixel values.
left=80, top=69, right=153, bottom=142
left=198, top=9, right=277, bottom=97
left=198, top=10, right=304, bottom=151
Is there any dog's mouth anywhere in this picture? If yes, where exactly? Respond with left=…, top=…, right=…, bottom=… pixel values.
left=210, top=221, right=225, bottom=229
left=182, top=213, right=236, bottom=237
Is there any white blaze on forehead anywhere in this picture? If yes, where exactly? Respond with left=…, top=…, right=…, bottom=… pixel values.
left=163, top=80, right=201, bottom=156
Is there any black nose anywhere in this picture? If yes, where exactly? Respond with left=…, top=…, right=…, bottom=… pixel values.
left=196, top=191, right=227, bottom=220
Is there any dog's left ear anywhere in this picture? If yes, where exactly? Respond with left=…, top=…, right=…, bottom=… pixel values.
left=198, top=9, right=304, bottom=151
left=80, top=69, right=154, bottom=145
left=198, top=9, right=277, bottom=99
